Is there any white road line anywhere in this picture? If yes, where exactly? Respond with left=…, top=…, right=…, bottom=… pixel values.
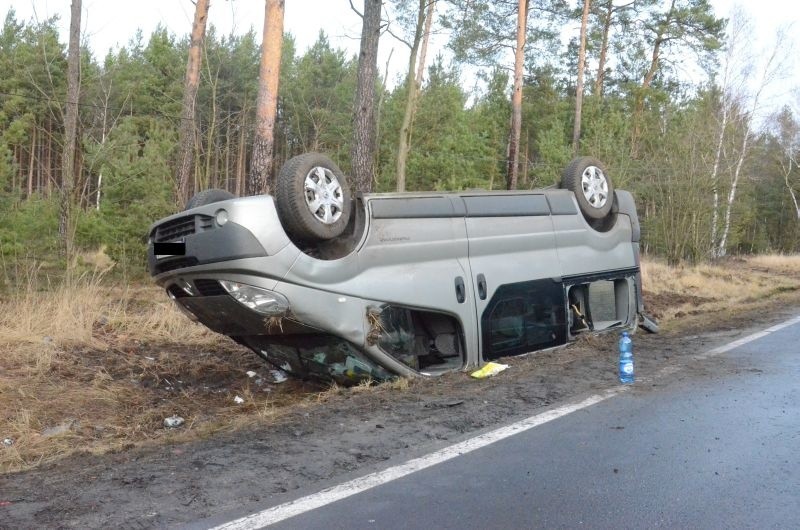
left=209, top=390, right=626, bottom=530
left=209, top=314, right=800, bottom=530
left=703, top=314, right=800, bottom=357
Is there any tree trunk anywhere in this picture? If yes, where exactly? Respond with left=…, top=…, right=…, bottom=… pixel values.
left=594, top=0, right=613, bottom=97
left=521, top=129, right=530, bottom=187
left=717, top=132, right=749, bottom=257
left=59, top=0, right=81, bottom=262
left=396, top=0, right=435, bottom=192
left=783, top=156, right=799, bottom=220
left=45, top=118, right=52, bottom=197
left=27, top=125, right=35, bottom=198
left=709, top=102, right=727, bottom=256
left=206, top=65, right=219, bottom=191
left=572, top=0, right=591, bottom=154
left=787, top=186, right=800, bottom=220
left=95, top=85, right=111, bottom=210
left=506, top=0, right=528, bottom=190
left=630, top=0, right=674, bottom=158
left=350, top=0, right=382, bottom=194
left=248, top=0, right=285, bottom=196
left=176, top=0, right=210, bottom=205
left=236, top=109, right=247, bottom=197
left=717, top=39, right=779, bottom=257
left=224, top=117, right=232, bottom=192
left=374, top=48, right=395, bottom=179
left=709, top=50, right=736, bottom=257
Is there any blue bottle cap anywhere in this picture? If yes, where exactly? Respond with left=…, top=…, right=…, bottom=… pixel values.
left=622, top=331, right=629, bottom=337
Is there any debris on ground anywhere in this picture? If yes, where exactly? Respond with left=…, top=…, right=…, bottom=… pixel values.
left=246, top=370, right=257, bottom=378
left=2, top=438, right=13, bottom=447
left=163, top=416, right=185, bottom=429
left=470, top=362, right=509, bottom=379
left=233, top=396, right=244, bottom=404
left=425, top=399, right=465, bottom=409
left=42, top=420, right=77, bottom=438
left=270, top=369, right=288, bottom=383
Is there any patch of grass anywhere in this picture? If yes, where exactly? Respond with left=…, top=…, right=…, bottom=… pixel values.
left=0, top=269, right=324, bottom=473
left=641, top=255, right=800, bottom=326
left=746, top=254, right=800, bottom=274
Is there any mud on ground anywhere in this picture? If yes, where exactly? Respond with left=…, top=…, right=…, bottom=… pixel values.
left=2, top=288, right=799, bottom=529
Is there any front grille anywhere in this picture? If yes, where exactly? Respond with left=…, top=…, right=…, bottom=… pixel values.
left=194, top=279, right=227, bottom=296
left=198, top=216, right=214, bottom=230
left=154, top=257, right=199, bottom=274
left=154, top=214, right=214, bottom=243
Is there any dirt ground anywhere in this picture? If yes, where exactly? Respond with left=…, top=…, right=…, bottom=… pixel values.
left=2, top=287, right=799, bottom=529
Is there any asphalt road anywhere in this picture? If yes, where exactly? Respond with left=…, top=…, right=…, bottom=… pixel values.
left=211, top=319, right=800, bottom=529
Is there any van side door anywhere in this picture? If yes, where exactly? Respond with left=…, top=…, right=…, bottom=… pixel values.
left=354, top=196, right=479, bottom=372
left=461, top=194, right=568, bottom=361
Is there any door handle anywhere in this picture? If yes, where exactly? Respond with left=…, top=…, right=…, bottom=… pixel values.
left=477, top=273, right=487, bottom=300
left=455, top=276, right=466, bottom=304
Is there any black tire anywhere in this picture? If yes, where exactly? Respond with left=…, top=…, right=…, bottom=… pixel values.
left=276, top=153, right=352, bottom=242
left=185, top=188, right=235, bottom=210
left=560, top=156, right=615, bottom=220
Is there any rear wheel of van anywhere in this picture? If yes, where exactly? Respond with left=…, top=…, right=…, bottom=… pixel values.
left=185, top=188, right=235, bottom=210
left=276, top=153, right=352, bottom=242
left=561, top=157, right=615, bottom=221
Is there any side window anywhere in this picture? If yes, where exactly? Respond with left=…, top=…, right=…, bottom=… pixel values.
left=481, top=279, right=566, bottom=360
left=374, top=306, right=465, bottom=373
left=567, top=277, right=633, bottom=336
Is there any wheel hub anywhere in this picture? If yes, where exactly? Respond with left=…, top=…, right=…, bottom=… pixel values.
left=304, top=166, right=344, bottom=225
left=580, top=166, right=608, bottom=208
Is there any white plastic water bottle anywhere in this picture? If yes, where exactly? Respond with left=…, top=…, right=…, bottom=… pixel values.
left=618, top=331, right=634, bottom=384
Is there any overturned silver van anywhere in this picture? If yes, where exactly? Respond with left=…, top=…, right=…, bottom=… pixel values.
left=147, top=153, right=649, bottom=383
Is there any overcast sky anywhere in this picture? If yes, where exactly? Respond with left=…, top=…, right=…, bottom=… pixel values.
left=3, top=0, right=799, bottom=109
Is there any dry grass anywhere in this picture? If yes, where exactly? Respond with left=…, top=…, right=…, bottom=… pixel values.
left=640, top=255, right=800, bottom=325
left=746, top=254, right=800, bottom=274
left=2, top=255, right=799, bottom=473
left=0, top=268, right=216, bottom=354
left=0, top=269, right=326, bottom=473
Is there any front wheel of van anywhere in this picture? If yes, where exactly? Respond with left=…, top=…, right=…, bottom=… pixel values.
left=276, top=153, right=352, bottom=242
left=561, top=157, right=615, bottom=221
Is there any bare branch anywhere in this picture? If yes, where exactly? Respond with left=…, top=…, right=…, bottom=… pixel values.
left=383, top=24, right=413, bottom=49
left=349, top=0, right=363, bottom=18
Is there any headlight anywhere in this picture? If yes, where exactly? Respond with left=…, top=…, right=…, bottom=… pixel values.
left=215, top=209, right=229, bottom=226
left=219, top=280, right=290, bottom=315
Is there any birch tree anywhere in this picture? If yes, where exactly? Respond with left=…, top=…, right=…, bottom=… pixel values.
left=708, top=9, right=750, bottom=257
left=716, top=28, right=786, bottom=257
left=248, top=0, right=285, bottom=196
left=772, top=106, right=800, bottom=220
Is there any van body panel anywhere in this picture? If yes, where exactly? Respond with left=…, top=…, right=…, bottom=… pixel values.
left=551, top=213, right=635, bottom=278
